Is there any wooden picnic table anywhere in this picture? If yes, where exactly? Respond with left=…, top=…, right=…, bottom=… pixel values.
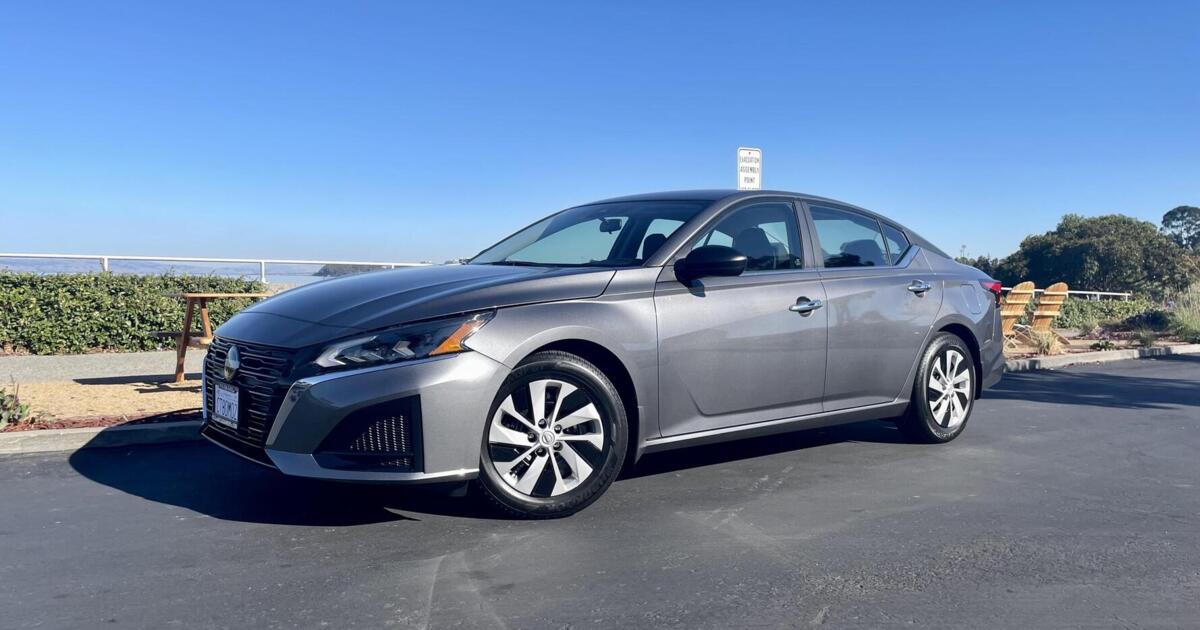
left=163, top=292, right=271, bottom=382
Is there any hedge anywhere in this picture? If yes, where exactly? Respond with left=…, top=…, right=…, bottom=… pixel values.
left=0, top=273, right=267, bottom=354
left=1054, top=296, right=1156, bottom=329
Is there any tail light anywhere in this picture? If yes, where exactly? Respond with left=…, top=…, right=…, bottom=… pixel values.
left=979, top=280, right=1003, bottom=306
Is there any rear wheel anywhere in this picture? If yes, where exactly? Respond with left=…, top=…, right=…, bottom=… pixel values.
left=475, top=351, right=627, bottom=518
left=898, top=332, right=976, bottom=443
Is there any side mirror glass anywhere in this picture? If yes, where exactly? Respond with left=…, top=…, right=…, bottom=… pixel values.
left=675, top=245, right=747, bottom=283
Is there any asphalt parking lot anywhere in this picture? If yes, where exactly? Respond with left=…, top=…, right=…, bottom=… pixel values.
left=2, top=356, right=1198, bottom=629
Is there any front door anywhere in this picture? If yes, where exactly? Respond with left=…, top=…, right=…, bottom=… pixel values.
left=655, top=199, right=828, bottom=437
left=806, top=203, right=942, bottom=411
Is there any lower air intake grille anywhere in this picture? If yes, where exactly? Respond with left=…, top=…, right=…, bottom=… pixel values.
left=315, top=397, right=423, bottom=472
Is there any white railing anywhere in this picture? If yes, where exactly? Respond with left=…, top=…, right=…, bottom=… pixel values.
left=1001, top=286, right=1132, bottom=301
left=0, top=252, right=428, bottom=283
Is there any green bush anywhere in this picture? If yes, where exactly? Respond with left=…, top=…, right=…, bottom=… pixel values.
left=1054, top=297, right=1156, bottom=330
left=0, top=273, right=267, bottom=354
left=1122, top=308, right=1172, bottom=332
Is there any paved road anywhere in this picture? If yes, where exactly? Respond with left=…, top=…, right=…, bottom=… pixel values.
left=0, top=350, right=205, bottom=384
left=2, top=357, right=1198, bottom=629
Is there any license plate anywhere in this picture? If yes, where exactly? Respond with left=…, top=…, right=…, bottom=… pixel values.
left=212, top=381, right=239, bottom=430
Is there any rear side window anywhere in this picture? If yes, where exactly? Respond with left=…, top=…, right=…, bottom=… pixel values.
left=881, top=223, right=910, bottom=264
left=810, top=206, right=888, bottom=268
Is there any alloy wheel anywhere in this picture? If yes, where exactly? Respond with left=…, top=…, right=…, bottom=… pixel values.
left=486, top=378, right=606, bottom=497
left=927, top=348, right=972, bottom=429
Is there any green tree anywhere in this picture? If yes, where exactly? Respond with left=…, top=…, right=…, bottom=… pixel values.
left=996, top=214, right=1198, bottom=298
left=954, top=255, right=1000, bottom=278
left=1162, top=205, right=1200, bottom=252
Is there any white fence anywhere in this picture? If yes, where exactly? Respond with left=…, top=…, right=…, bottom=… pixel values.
left=1001, top=286, right=1132, bottom=301
left=0, top=252, right=427, bottom=283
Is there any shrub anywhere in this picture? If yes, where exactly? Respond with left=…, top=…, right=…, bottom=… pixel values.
left=0, top=383, right=32, bottom=429
left=1133, top=328, right=1158, bottom=348
left=1029, top=331, right=1063, bottom=355
left=1122, top=308, right=1172, bottom=332
left=1054, top=297, right=1156, bottom=330
left=1075, top=315, right=1100, bottom=337
left=1167, top=285, right=1200, bottom=343
left=1090, top=339, right=1117, bottom=351
left=0, top=273, right=267, bottom=354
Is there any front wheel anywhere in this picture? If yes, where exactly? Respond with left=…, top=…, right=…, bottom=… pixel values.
left=475, top=351, right=628, bottom=518
left=897, top=332, right=976, bottom=443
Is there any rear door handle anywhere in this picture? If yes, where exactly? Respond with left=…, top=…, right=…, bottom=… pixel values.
left=789, top=298, right=824, bottom=315
left=907, top=280, right=932, bottom=295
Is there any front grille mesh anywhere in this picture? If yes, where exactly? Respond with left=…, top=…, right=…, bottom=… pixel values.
left=347, top=416, right=413, bottom=456
left=204, top=338, right=293, bottom=447
left=315, top=398, right=422, bottom=472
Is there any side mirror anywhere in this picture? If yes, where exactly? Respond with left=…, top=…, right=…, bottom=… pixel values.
left=674, top=245, right=747, bottom=283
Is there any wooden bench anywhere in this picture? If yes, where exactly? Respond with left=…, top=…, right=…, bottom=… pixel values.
left=164, top=292, right=271, bottom=382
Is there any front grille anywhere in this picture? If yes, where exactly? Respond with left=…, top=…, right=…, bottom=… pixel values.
left=203, top=337, right=293, bottom=450
left=315, top=397, right=423, bottom=472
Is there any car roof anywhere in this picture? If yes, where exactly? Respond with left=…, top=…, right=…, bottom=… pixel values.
left=584, top=189, right=949, bottom=259
left=588, top=189, right=872, bottom=214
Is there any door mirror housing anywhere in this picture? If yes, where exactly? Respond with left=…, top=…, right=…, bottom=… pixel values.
left=675, top=245, right=748, bottom=283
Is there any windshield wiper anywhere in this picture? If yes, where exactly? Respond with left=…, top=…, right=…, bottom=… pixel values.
left=479, top=260, right=559, bottom=267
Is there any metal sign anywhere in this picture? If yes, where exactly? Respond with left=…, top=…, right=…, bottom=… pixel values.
left=737, top=147, right=762, bottom=190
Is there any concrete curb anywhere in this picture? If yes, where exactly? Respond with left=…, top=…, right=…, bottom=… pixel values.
left=1005, top=343, right=1200, bottom=372
left=0, top=420, right=202, bottom=455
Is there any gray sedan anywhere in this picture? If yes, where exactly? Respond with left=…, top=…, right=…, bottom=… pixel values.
left=203, top=190, right=1004, bottom=517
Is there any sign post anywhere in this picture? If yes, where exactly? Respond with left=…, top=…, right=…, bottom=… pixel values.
left=736, top=147, right=762, bottom=190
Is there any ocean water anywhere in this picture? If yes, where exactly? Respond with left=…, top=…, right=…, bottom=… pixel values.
left=0, top=258, right=404, bottom=286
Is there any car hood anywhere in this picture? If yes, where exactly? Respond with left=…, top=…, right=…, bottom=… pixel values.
left=215, top=264, right=617, bottom=349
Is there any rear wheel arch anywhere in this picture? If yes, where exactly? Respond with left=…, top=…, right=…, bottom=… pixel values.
left=937, top=323, right=983, bottom=399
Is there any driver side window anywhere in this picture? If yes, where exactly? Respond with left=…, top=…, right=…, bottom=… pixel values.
left=692, top=201, right=803, bottom=271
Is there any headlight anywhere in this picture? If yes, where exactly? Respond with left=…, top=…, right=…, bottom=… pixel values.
left=314, top=311, right=494, bottom=370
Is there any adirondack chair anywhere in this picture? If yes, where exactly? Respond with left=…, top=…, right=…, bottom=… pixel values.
left=1000, top=281, right=1036, bottom=347
left=1029, top=281, right=1070, bottom=343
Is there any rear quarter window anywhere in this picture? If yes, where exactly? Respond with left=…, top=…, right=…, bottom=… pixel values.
left=881, top=223, right=911, bottom=265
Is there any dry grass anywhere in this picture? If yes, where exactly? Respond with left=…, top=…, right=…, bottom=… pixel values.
left=17, top=379, right=200, bottom=419
left=1028, top=331, right=1064, bottom=356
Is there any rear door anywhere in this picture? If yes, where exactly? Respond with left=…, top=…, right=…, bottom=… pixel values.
left=804, top=203, right=941, bottom=411
left=654, top=198, right=828, bottom=436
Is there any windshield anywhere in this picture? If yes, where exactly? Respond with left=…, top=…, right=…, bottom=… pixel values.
left=470, top=201, right=707, bottom=267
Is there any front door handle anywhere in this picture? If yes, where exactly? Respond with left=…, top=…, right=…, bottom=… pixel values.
left=789, top=297, right=824, bottom=315
left=907, top=280, right=932, bottom=295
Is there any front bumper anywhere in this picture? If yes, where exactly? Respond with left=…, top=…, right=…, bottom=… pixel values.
left=203, top=350, right=510, bottom=483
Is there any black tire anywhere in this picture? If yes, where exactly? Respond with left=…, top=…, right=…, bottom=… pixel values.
left=475, top=350, right=628, bottom=518
left=897, top=332, right=977, bottom=444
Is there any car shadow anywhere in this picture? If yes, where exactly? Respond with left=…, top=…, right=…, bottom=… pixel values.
left=625, top=419, right=908, bottom=479
left=68, top=435, right=489, bottom=526
left=68, top=418, right=911, bottom=524
left=985, top=355, right=1200, bottom=410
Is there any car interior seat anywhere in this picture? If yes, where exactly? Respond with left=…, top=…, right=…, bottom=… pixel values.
left=732, top=227, right=778, bottom=270
left=841, top=239, right=886, bottom=267
left=641, top=233, right=668, bottom=259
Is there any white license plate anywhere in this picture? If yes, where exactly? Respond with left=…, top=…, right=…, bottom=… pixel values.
left=212, top=381, right=239, bottom=430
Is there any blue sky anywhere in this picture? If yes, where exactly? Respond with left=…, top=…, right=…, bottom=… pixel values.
left=2, top=1, right=1197, bottom=263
